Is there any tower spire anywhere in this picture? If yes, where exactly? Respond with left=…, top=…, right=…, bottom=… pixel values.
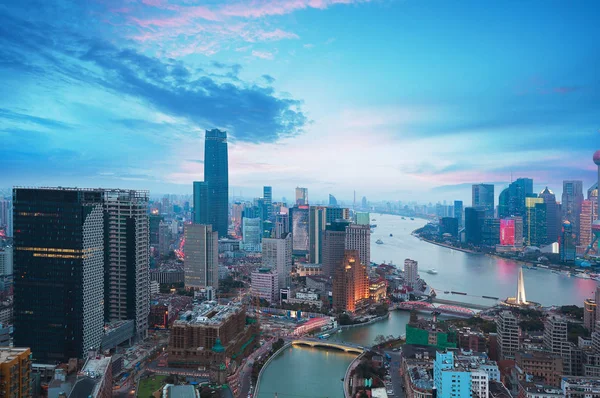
left=516, top=267, right=527, bottom=305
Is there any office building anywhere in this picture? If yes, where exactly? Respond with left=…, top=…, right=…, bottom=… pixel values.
left=0, top=200, right=12, bottom=237
left=184, top=224, right=218, bottom=291
left=149, top=214, right=164, bottom=246
left=13, top=187, right=104, bottom=362
left=274, top=213, right=289, bottom=239
left=262, top=232, right=292, bottom=290
left=0, top=246, right=12, bottom=291
left=103, top=189, right=150, bottom=341
left=326, top=207, right=350, bottom=224
left=439, top=217, right=459, bottom=237
left=561, top=221, right=577, bottom=262
left=497, top=311, right=519, bottom=359
left=290, top=205, right=309, bottom=255
left=241, top=217, right=262, bottom=252
left=158, top=221, right=171, bottom=256
left=0, top=347, right=31, bottom=397
left=204, top=129, right=229, bottom=237
left=454, top=200, right=463, bottom=228
left=329, top=194, right=338, bottom=206
left=483, top=218, right=501, bottom=246
left=515, top=350, right=563, bottom=387
left=295, top=187, right=308, bottom=205
left=251, top=269, right=278, bottom=303
left=539, top=187, right=560, bottom=244
left=472, top=183, right=495, bottom=218
left=499, top=178, right=534, bottom=219
left=361, top=196, right=368, bottom=210
left=263, top=186, right=273, bottom=220
left=308, top=206, right=327, bottom=264
left=192, top=181, right=209, bottom=224
left=433, top=351, right=473, bottom=398
left=465, top=207, right=486, bottom=245
left=563, top=180, right=584, bottom=242
left=332, top=250, right=369, bottom=312
left=345, top=224, right=370, bottom=268
left=322, top=220, right=350, bottom=279
left=404, top=259, right=419, bottom=290
left=525, top=196, right=546, bottom=246
left=585, top=298, right=597, bottom=332
left=355, top=212, right=370, bottom=226
left=580, top=199, right=598, bottom=255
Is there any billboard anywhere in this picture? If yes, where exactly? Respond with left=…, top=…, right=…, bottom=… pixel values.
left=500, top=218, right=515, bottom=246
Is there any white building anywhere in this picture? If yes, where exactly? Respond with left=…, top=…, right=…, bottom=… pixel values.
left=150, top=280, right=160, bottom=296
left=404, top=259, right=419, bottom=290
left=345, top=224, right=370, bottom=267
left=497, top=311, right=520, bottom=359
left=184, top=224, right=218, bottom=291
left=242, top=217, right=262, bottom=252
left=262, top=232, right=292, bottom=290
left=251, top=269, right=278, bottom=303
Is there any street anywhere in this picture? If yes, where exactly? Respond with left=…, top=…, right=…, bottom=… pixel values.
left=383, top=350, right=405, bottom=398
left=238, top=337, right=275, bottom=398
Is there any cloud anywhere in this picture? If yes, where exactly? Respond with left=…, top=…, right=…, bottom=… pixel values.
left=262, top=74, right=276, bottom=84
left=252, top=50, right=275, bottom=60
left=303, top=43, right=315, bottom=49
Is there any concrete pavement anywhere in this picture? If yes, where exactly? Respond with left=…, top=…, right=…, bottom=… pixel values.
left=383, top=350, right=405, bottom=398
left=238, top=338, right=275, bottom=398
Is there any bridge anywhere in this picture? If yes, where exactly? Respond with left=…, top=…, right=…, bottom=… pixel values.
left=396, top=301, right=476, bottom=317
left=430, top=298, right=493, bottom=310
left=291, top=338, right=366, bottom=354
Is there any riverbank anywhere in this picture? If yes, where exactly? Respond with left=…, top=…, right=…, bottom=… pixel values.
left=417, top=235, right=478, bottom=254
left=253, top=341, right=291, bottom=397
left=340, top=312, right=390, bottom=330
left=343, top=352, right=366, bottom=398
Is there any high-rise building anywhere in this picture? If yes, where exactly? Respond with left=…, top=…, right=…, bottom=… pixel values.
left=579, top=199, right=598, bottom=255
left=0, top=347, right=31, bottom=397
left=472, top=184, right=495, bottom=218
left=439, top=217, right=458, bottom=237
left=251, top=268, right=278, bottom=303
left=149, top=214, right=164, bottom=246
left=262, top=232, right=292, bottom=290
left=184, top=224, right=218, bottom=291
left=496, top=311, right=519, bottom=360
left=500, top=218, right=516, bottom=246
left=525, top=196, right=547, bottom=246
left=322, top=220, right=350, bottom=279
left=345, top=224, right=370, bottom=267
left=204, top=129, right=229, bottom=237
left=332, top=250, right=369, bottom=312
left=0, top=200, right=11, bottom=237
left=13, top=187, right=104, bottom=362
left=192, top=181, right=209, bottom=224
left=454, top=200, right=463, bottom=228
left=498, top=188, right=510, bottom=219
left=499, top=178, right=534, bottom=219
left=562, top=180, right=584, bottom=242
left=584, top=298, right=597, bottom=332
left=355, top=212, right=370, bottom=226
left=308, top=206, right=327, bottom=264
left=560, top=221, right=576, bottom=262
left=361, top=196, right=368, bottom=209
left=158, top=221, right=171, bottom=256
left=263, top=186, right=272, bottom=220
left=103, top=189, right=150, bottom=340
left=325, top=207, right=350, bottom=224
left=241, top=217, right=262, bottom=252
left=465, top=207, right=485, bottom=245
left=404, top=259, right=419, bottom=290
left=544, top=315, right=571, bottom=374
left=295, top=187, right=308, bottom=206
left=0, top=246, right=12, bottom=292
left=433, top=351, right=473, bottom=398
left=274, top=213, right=289, bottom=239
left=329, top=194, right=338, bottom=206
left=482, top=218, right=500, bottom=246
left=290, top=205, right=309, bottom=255
left=539, top=187, right=560, bottom=244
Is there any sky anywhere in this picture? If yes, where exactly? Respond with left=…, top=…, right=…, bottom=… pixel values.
left=1, top=0, right=599, bottom=204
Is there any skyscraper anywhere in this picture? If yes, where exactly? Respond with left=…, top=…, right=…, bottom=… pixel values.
left=290, top=205, right=309, bottom=255
left=103, top=189, right=150, bottom=340
left=404, top=259, right=419, bottom=290
left=326, top=207, right=350, bottom=224
left=498, top=188, right=510, bottom=219
left=355, top=212, right=370, bottom=226
left=539, top=187, right=560, bottom=244
left=465, top=207, right=485, bottom=245
left=562, top=180, right=584, bottom=242
left=263, top=186, right=273, bottom=220
left=308, top=206, right=326, bottom=264
left=262, top=232, right=292, bottom=290
left=329, top=194, right=338, bottom=206
left=204, top=129, right=229, bottom=237
left=322, top=220, right=350, bottom=279
left=192, top=181, right=209, bottom=224
left=579, top=199, right=598, bottom=255
left=361, top=196, right=368, bottom=210
left=13, top=187, right=104, bottom=362
left=241, top=217, right=262, bottom=252
left=496, top=311, right=519, bottom=360
left=295, top=187, right=308, bottom=205
left=184, top=224, right=218, bottom=291
left=0, top=200, right=11, bottom=237
left=274, top=213, right=289, bottom=239
left=499, top=178, right=534, bottom=219
left=560, top=221, right=576, bottom=262
left=345, top=224, right=371, bottom=267
left=525, top=196, right=547, bottom=246
left=332, top=250, right=369, bottom=313
left=472, top=183, right=495, bottom=218
left=453, top=200, right=463, bottom=228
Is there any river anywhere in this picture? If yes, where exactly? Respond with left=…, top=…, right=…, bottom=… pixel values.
left=256, top=214, right=597, bottom=397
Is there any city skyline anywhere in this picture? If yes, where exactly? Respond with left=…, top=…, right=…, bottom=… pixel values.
left=1, top=0, right=599, bottom=202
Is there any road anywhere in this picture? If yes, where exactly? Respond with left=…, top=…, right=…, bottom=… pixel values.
left=238, top=337, right=275, bottom=398
left=383, top=350, right=405, bottom=398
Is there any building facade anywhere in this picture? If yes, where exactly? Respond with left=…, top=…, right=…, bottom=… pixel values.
left=322, top=220, right=349, bottom=279
left=332, top=250, right=369, bottom=313
left=308, top=206, right=327, bottom=264
left=204, top=129, right=229, bottom=237
left=290, top=205, right=309, bottom=255
left=184, top=224, right=218, bottom=291
left=562, top=180, right=584, bottom=243
left=251, top=269, right=278, bottom=303
left=262, top=232, right=292, bottom=290
left=472, top=183, right=495, bottom=218
left=0, top=347, right=31, bottom=397
left=496, top=311, right=519, bottom=360
left=404, top=259, right=419, bottom=290
left=345, top=224, right=371, bottom=268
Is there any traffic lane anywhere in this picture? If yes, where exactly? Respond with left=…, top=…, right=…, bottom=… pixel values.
left=384, top=350, right=404, bottom=398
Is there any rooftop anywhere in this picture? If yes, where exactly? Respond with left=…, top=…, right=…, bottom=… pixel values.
left=81, top=356, right=111, bottom=379
left=166, top=385, right=198, bottom=398
left=0, top=347, right=30, bottom=363
left=175, top=301, right=243, bottom=326
left=562, top=376, right=600, bottom=391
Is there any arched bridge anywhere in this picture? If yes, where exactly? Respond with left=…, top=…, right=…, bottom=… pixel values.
left=397, top=301, right=475, bottom=316
left=291, top=338, right=366, bottom=354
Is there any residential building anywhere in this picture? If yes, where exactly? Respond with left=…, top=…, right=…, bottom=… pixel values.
left=158, top=221, right=171, bottom=256
left=262, top=232, right=292, bottom=290
left=496, top=311, right=519, bottom=360
left=251, top=269, right=278, bottom=303
left=433, top=351, right=472, bottom=398
left=332, top=250, right=369, bottom=312
left=308, top=206, right=327, bottom=264
left=472, top=183, right=495, bottom=218
left=204, top=129, right=229, bottom=237
left=404, top=259, right=419, bottom=290
left=0, top=347, right=31, bottom=397
left=13, top=187, right=104, bottom=362
left=290, top=205, right=309, bottom=255
left=544, top=315, right=573, bottom=375
left=345, top=224, right=370, bottom=268
left=561, top=376, right=600, bottom=396
left=295, top=187, right=308, bottom=205
left=184, top=224, right=218, bottom=291
left=322, top=220, right=350, bottom=278
left=585, top=298, right=597, bottom=332
left=515, top=350, right=563, bottom=386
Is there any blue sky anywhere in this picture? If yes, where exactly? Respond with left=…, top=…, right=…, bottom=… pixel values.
left=1, top=0, right=599, bottom=203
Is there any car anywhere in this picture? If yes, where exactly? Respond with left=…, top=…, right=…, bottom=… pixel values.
left=387, top=390, right=394, bottom=396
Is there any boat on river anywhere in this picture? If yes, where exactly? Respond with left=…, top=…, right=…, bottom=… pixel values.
left=426, top=269, right=438, bottom=275
left=376, top=239, right=384, bottom=245
left=575, top=272, right=591, bottom=279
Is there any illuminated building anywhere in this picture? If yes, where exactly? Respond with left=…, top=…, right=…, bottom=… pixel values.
left=184, top=224, right=218, bottom=291
left=295, top=187, right=308, bottom=205
left=251, top=269, right=278, bottom=303
left=13, top=187, right=105, bottom=362
left=560, top=221, right=576, bottom=262
left=369, top=278, right=387, bottom=302
left=584, top=298, right=597, bottom=332
left=525, top=196, right=546, bottom=246
left=204, top=129, right=229, bottom=237
left=562, top=180, right=584, bottom=243
left=322, top=220, right=349, bottom=278
left=500, top=218, right=516, bottom=245
left=332, top=250, right=369, bottom=312
left=308, top=206, right=327, bottom=263
left=404, top=259, right=419, bottom=290
left=345, top=224, right=371, bottom=268
left=0, top=347, right=31, bottom=397
left=290, top=205, right=309, bottom=255
left=539, top=187, right=560, bottom=244
left=472, top=183, right=495, bottom=218
left=262, top=232, right=292, bottom=290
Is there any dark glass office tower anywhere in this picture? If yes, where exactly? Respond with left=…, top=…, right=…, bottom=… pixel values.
left=193, top=181, right=209, bottom=224
left=263, top=186, right=272, bottom=221
left=204, top=129, right=229, bottom=237
left=13, top=188, right=105, bottom=363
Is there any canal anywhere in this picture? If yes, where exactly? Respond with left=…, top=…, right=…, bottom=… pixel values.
left=257, top=214, right=598, bottom=397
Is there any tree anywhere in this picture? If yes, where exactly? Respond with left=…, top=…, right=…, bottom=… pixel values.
left=374, top=335, right=386, bottom=345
